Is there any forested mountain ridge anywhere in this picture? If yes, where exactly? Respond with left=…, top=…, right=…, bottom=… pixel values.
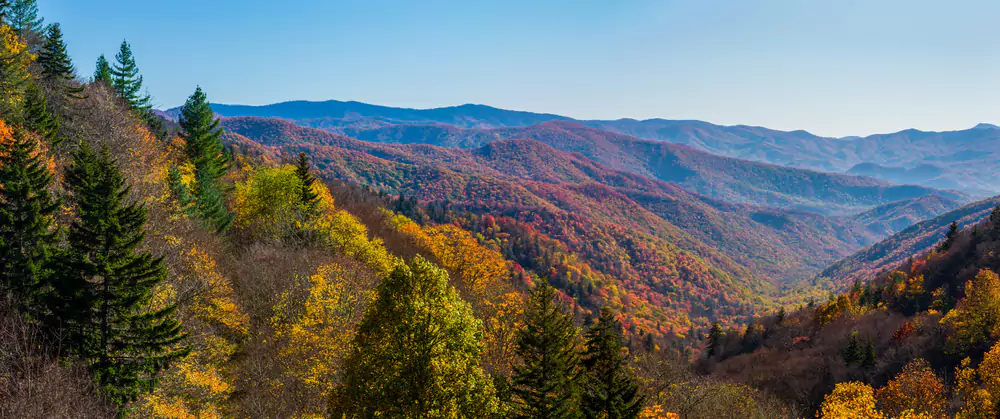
left=216, top=116, right=966, bottom=216
left=165, top=98, right=1000, bottom=196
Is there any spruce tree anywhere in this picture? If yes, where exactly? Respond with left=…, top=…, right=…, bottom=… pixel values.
left=23, top=82, right=62, bottom=146
left=52, top=142, right=188, bottom=408
left=179, top=87, right=232, bottom=231
left=0, top=123, right=58, bottom=311
left=941, top=221, right=959, bottom=251
left=110, top=40, right=151, bottom=111
left=511, top=284, right=583, bottom=419
left=93, top=54, right=112, bottom=85
left=329, top=256, right=500, bottom=417
left=294, top=151, right=319, bottom=210
left=706, top=322, right=723, bottom=358
left=37, top=23, right=83, bottom=98
left=7, top=0, right=41, bottom=36
left=581, top=308, right=645, bottom=419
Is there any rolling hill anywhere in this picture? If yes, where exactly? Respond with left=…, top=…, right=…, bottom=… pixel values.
left=166, top=99, right=1000, bottom=196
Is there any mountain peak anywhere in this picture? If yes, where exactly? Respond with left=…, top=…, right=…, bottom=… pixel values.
left=972, top=123, right=999, bottom=130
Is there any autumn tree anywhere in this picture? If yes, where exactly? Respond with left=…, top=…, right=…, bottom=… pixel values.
left=49, top=142, right=188, bottom=409
left=955, top=357, right=995, bottom=419
left=942, top=269, right=1000, bottom=355
left=93, top=54, right=111, bottom=85
left=0, top=122, right=57, bottom=312
left=294, top=151, right=319, bottom=210
left=511, top=284, right=583, bottom=419
left=581, top=307, right=645, bottom=419
left=0, top=23, right=32, bottom=121
left=818, top=381, right=884, bottom=419
left=329, top=256, right=500, bottom=417
left=178, top=87, right=232, bottom=232
left=7, top=0, right=41, bottom=36
left=875, top=358, right=947, bottom=418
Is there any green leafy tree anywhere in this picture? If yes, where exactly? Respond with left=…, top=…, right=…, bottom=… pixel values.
left=178, top=86, right=232, bottom=232
left=580, top=307, right=644, bottom=419
left=511, top=284, right=583, bottom=419
left=329, top=256, right=500, bottom=417
left=23, top=82, right=61, bottom=146
left=50, top=142, right=188, bottom=409
left=294, top=151, right=320, bottom=210
left=93, top=54, right=112, bottom=85
left=110, top=40, right=151, bottom=111
left=0, top=123, right=58, bottom=311
left=7, top=0, right=41, bottom=36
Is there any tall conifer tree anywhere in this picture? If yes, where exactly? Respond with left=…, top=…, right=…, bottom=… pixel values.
left=511, top=284, right=583, bottom=419
left=294, top=151, right=319, bottom=210
left=0, top=123, right=58, bottom=311
left=7, top=0, right=41, bottom=36
left=51, top=142, right=188, bottom=408
left=110, top=40, right=151, bottom=111
left=580, top=308, right=645, bottom=419
left=93, top=54, right=112, bottom=85
left=37, top=22, right=83, bottom=98
left=23, top=82, right=61, bottom=146
left=178, top=86, right=232, bottom=231
left=0, top=22, right=33, bottom=122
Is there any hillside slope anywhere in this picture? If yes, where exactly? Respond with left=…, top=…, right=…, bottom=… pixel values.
left=814, top=195, right=1000, bottom=290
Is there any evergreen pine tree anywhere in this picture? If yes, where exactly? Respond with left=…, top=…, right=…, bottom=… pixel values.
left=580, top=307, right=645, bottom=419
left=294, top=151, right=319, bottom=210
left=110, top=40, right=151, bottom=111
left=7, top=0, right=41, bottom=36
left=706, top=322, right=723, bottom=358
left=37, top=23, right=83, bottom=98
left=941, top=221, right=959, bottom=251
left=329, top=256, right=500, bottom=417
left=0, top=0, right=9, bottom=23
left=23, top=82, right=61, bottom=146
left=991, top=205, right=1000, bottom=239
left=0, top=123, right=58, bottom=311
left=52, top=142, right=188, bottom=408
left=178, top=86, right=232, bottom=232
left=511, top=284, right=583, bottom=419
left=93, top=54, right=112, bottom=85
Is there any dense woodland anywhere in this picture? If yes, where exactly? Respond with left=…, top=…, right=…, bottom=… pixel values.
left=3, top=1, right=1000, bottom=418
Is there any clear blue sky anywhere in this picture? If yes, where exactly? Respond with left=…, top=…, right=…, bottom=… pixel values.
left=38, top=0, right=1000, bottom=137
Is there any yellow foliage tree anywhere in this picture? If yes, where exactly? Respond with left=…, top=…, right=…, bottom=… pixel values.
left=0, top=24, right=33, bottom=121
left=941, top=269, right=1000, bottom=355
left=875, top=358, right=947, bottom=418
left=955, top=357, right=995, bottom=419
left=269, top=262, right=379, bottom=414
left=818, top=382, right=884, bottom=419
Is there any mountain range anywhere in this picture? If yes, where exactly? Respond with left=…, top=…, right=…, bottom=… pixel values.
left=213, top=116, right=977, bottom=331
left=164, top=100, right=1000, bottom=196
